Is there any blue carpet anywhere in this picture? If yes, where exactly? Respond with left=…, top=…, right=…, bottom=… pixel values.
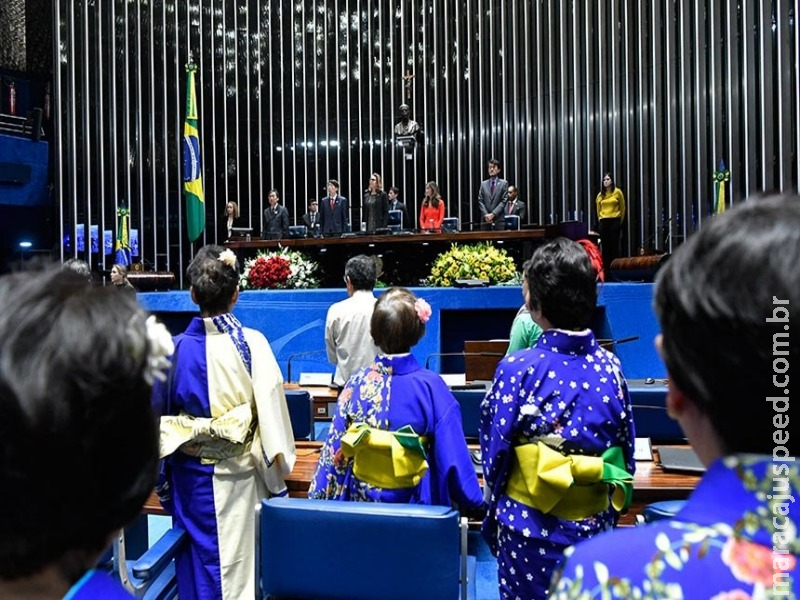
left=469, top=531, right=500, bottom=600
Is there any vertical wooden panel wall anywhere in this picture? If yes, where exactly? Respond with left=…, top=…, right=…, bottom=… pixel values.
left=55, top=0, right=799, bottom=286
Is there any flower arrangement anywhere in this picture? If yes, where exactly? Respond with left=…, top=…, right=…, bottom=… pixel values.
left=240, top=248, right=320, bottom=290
left=425, top=242, right=517, bottom=287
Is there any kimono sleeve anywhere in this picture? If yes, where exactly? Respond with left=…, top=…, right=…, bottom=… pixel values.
left=247, top=329, right=296, bottom=495
left=432, top=397, right=483, bottom=509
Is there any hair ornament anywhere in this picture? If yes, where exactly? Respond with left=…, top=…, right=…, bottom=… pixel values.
left=414, top=298, right=432, bottom=324
left=143, top=315, right=175, bottom=384
left=218, top=248, right=237, bottom=269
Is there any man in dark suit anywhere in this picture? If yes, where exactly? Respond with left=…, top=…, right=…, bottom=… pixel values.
left=262, top=189, right=290, bottom=239
left=477, top=158, right=509, bottom=230
left=319, top=179, right=349, bottom=235
left=505, top=185, right=527, bottom=222
left=387, top=186, right=411, bottom=230
left=303, top=199, right=320, bottom=235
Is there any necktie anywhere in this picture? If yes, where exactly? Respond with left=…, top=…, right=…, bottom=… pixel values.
left=330, top=198, right=335, bottom=211
left=508, top=201, right=513, bottom=215
left=490, top=179, right=496, bottom=196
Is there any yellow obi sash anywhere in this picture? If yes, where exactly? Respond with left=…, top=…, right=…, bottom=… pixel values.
left=340, top=423, right=429, bottom=489
left=506, top=441, right=633, bottom=521
left=160, top=403, right=255, bottom=463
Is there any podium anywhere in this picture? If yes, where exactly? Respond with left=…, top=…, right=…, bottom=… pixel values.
left=464, top=340, right=507, bottom=382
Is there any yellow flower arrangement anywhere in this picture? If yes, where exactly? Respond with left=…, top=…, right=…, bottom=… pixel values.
left=425, top=242, right=518, bottom=287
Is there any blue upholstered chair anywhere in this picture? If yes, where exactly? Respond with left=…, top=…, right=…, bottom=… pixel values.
left=284, top=389, right=315, bottom=441
left=452, top=389, right=484, bottom=441
left=113, top=527, right=187, bottom=599
left=257, top=498, right=475, bottom=600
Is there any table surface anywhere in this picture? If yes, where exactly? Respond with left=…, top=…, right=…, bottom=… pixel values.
left=144, top=443, right=701, bottom=523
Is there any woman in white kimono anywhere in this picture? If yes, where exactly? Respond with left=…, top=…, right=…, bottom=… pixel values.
left=153, top=245, right=296, bottom=600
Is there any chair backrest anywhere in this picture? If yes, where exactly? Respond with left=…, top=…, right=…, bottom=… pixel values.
left=442, top=217, right=459, bottom=232
left=387, top=209, right=403, bottom=231
left=284, top=389, right=315, bottom=440
left=628, top=382, right=685, bottom=443
left=257, top=498, right=467, bottom=600
left=503, top=214, right=520, bottom=230
left=452, top=389, right=484, bottom=441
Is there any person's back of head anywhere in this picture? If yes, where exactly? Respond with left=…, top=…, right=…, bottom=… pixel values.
left=526, top=237, right=597, bottom=330
left=187, top=245, right=240, bottom=315
left=371, top=287, right=429, bottom=354
left=0, top=268, right=171, bottom=589
left=345, top=255, right=377, bottom=291
left=654, top=193, right=800, bottom=456
left=62, top=258, right=92, bottom=282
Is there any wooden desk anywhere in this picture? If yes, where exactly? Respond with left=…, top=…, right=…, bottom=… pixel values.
left=144, top=443, right=700, bottom=523
left=227, top=229, right=546, bottom=287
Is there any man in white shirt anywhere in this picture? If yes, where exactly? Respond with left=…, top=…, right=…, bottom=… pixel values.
left=325, top=255, right=379, bottom=387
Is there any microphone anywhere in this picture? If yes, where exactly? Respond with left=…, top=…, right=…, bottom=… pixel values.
left=597, top=335, right=640, bottom=350
left=286, top=349, right=327, bottom=384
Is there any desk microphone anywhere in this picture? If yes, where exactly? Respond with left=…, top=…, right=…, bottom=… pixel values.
left=286, top=349, right=327, bottom=384
left=424, top=351, right=505, bottom=370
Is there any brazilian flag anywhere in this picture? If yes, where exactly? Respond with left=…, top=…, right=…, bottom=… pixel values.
left=115, top=205, right=132, bottom=266
left=183, top=63, right=205, bottom=242
left=712, top=159, right=730, bottom=216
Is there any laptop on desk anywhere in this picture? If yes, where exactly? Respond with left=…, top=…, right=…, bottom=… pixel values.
left=657, top=446, right=706, bottom=473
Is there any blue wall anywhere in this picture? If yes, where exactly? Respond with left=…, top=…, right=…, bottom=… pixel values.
left=138, top=282, right=665, bottom=383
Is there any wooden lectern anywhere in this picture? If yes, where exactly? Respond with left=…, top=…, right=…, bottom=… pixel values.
left=464, top=340, right=507, bottom=382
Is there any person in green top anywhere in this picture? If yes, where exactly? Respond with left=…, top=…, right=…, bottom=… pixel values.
left=506, top=260, right=544, bottom=354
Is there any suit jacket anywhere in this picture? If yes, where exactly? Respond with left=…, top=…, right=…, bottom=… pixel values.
left=363, top=191, right=389, bottom=232
left=477, top=177, right=509, bottom=220
left=303, top=211, right=320, bottom=231
left=263, top=204, right=289, bottom=239
left=388, top=199, right=411, bottom=230
left=319, top=194, right=349, bottom=235
left=505, top=199, right=527, bottom=221
left=221, top=216, right=245, bottom=242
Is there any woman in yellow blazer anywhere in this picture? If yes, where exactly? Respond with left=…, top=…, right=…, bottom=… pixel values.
left=595, top=172, right=625, bottom=270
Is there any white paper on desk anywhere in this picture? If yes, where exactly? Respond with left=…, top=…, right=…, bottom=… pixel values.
left=440, top=373, right=466, bottom=387
left=634, top=437, right=654, bottom=461
left=299, top=372, right=333, bottom=386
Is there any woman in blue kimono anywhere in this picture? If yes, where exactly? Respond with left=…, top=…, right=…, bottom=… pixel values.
left=480, top=238, right=636, bottom=599
left=154, top=245, right=296, bottom=600
left=309, top=287, right=483, bottom=510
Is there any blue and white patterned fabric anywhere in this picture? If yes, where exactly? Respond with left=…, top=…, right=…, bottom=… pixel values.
left=550, top=455, right=799, bottom=599
left=480, top=328, right=635, bottom=599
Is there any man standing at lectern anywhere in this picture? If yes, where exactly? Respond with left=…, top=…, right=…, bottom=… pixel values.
left=505, top=185, right=527, bottom=222
left=477, top=158, right=509, bottom=230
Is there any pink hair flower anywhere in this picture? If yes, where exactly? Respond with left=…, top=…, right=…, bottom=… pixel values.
left=415, top=298, right=432, bottom=323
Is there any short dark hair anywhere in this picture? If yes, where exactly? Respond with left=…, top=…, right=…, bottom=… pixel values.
left=389, top=186, right=399, bottom=195
left=62, top=258, right=91, bottom=282
left=328, top=179, right=340, bottom=191
left=654, top=194, right=800, bottom=455
left=371, top=287, right=426, bottom=354
left=488, top=158, right=501, bottom=169
left=345, top=255, right=377, bottom=291
left=187, top=245, right=240, bottom=314
left=0, top=269, right=158, bottom=578
left=526, top=238, right=597, bottom=329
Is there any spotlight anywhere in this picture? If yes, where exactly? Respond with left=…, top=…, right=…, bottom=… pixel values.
left=18, top=241, right=32, bottom=249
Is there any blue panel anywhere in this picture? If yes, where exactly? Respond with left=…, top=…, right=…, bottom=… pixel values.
left=0, top=134, right=49, bottom=207
left=139, top=283, right=665, bottom=383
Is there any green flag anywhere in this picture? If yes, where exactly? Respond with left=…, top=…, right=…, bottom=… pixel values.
left=183, top=63, right=205, bottom=242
